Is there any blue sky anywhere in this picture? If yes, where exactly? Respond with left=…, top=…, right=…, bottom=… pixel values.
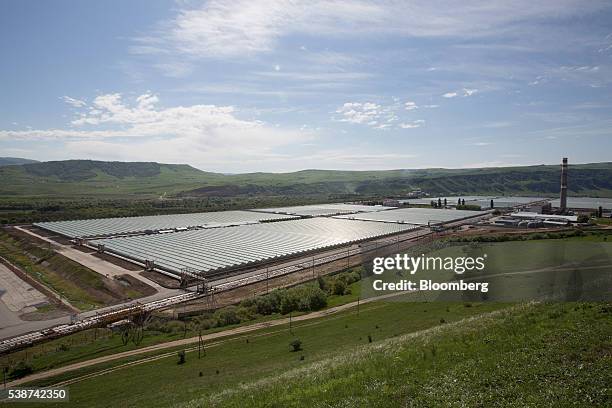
left=1, top=0, right=612, bottom=172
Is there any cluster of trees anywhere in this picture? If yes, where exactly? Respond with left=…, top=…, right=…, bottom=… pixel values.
left=456, top=204, right=483, bottom=211
left=0, top=194, right=364, bottom=225
left=145, top=270, right=363, bottom=334
left=450, top=229, right=588, bottom=243
left=316, top=270, right=361, bottom=296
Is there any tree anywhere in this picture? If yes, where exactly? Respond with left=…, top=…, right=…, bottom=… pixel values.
left=290, top=339, right=302, bottom=352
left=9, top=362, right=33, bottom=379
left=331, top=278, right=347, bottom=296
left=177, top=350, right=186, bottom=364
left=213, top=306, right=241, bottom=326
left=577, top=214, right=590, bottom=223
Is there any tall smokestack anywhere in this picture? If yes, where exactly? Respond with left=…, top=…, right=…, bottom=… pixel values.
left=560, top=157, right=568, bottom=212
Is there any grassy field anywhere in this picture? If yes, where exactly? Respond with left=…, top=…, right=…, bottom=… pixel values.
left=182, top=301, right=610, bottom=408
left=23, top=301, right=508, bottom=407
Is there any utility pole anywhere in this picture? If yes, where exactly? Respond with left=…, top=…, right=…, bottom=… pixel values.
left=347, top=247, right=350, bottom=269
left=266, top=266, right=269, bottom=294
left=198, top=330, right=203, bottom=359
left=357, top=296, right=360, bottom=317
left=312, top=256, right=315, bottom=278
left=289, top=312, right=293, bottom=335
left=183, top=302, right=187, bottom=338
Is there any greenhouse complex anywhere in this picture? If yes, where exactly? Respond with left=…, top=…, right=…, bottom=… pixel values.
left=34, top=203, right=486, bottom=282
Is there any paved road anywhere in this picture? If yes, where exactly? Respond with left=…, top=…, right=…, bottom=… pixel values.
left=0, top=299, right=22, bottom=330
left=0, top=264, right=47, bottom=313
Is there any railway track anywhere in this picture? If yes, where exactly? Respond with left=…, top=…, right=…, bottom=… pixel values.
left=0, top=292, right=202, bottom=355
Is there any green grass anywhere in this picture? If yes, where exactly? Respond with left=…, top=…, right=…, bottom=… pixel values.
left=22, top=302, right=508, bottom=407
left=327, top=280, right=362, bottom=307
left=183, top=302, right=611, bottom=408
left=593, top=217, right=612, bottom=226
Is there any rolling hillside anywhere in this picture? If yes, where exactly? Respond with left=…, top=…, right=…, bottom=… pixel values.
left=0, top=157, right=39, bottom=166
left=1, top=159, right=612, bottom=198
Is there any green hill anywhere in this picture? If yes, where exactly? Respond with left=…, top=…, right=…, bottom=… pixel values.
left=1, top=159, right=612, bottom=198
left=180, top=302, right=610, bottom=408
left=0, top=160, right=222, bottom=197
left=0, top=157, right=39, bottom=166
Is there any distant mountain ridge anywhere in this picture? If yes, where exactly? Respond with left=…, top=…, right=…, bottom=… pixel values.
left=0, top=157, right=39, bottom=166
left=1, top=159, right=611, bottom=198
left=21, top=160, right=208, bottom=181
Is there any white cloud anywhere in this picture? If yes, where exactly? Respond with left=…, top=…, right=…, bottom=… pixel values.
left=442, top=88, right=478, bottom=98
left=335, top=102, right=383, bottom=126
left=462, top=88, right=478, bottom=96
left=399, top=120, right=425, bottom=129
left=61, top=96, right=87, bottom=108
left=336, top=101, right=428, bottom=129
left=404, top=101, right=418, bottom=111
left=135, top=0, right=601, bottom=60
left=1, top=93, right=311, bottom=169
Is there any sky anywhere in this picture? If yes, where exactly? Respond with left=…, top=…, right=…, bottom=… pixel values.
left=1, top=0, right=612, bottom=173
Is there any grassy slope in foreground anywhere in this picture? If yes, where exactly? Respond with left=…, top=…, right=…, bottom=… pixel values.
left=184, top=302, right=611, bottom=408
left=24, top=302, right=506, bottom=407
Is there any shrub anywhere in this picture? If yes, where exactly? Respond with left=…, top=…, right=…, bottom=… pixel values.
left=290, top=339, right=302, bottom=352
left=177, top=350, right=186, bottom=365
left=307, top=287, right=327, bottom=310
left=235, top=306, right=257, bottom=322
left=330, top=279, right=347, bottom=296
left=317, top=276, right=328, bottom=292
left=9, top=362, right=33, bottom=379
left=253, top=295, right=278, bottom=315
left=213, top=306, right=241, bottom=326
left=456, top=204, right=482, bottom=211
left=577, top=214, right=590, bottom=223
